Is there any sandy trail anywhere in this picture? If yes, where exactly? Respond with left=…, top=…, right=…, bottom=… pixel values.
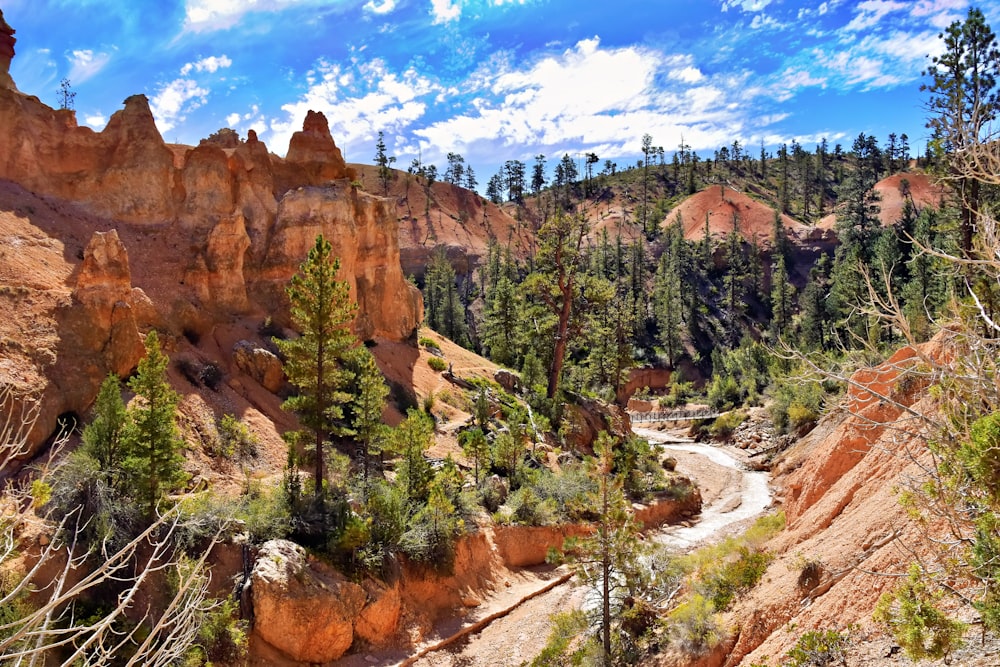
left=387, top=427, right=773, bottom=666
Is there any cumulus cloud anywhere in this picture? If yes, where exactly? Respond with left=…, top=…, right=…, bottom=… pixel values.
left=721, top=0, right=773, bottom=12
left=266, top=58, right=440, bottom=156
left=183, top=0, right=318, bottom=32
left=150, top=79, right=209, bottom=134
left=180, top=55, right=233, bottom=75
left=67, top=49, right=112, bottom=84
left=411, top=37, right=763, bottom=166
left=363, top=0, right=397, bottom=14
left=83, top=112, right=107, bottom=129
left=431, top=0, right=462, bottom=24
left=669, top=65, right=705, bottom=84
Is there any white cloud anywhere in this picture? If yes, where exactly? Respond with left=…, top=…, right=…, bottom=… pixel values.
left=431, top=0, right=462, bottom=24
left=910, top=0, right=967, bottom=28
left=83, top=113, right=107, bottom=129
left=844, top=0, right=907, bottom=32
left=180, top=55, right=233, bottom=75
left=772, top=68, right=827, bottom=101
left=669, top=65, right=705, bottom=84
left=183, top=0, right=317, bottom=32
left=409, top=37, right=765, bottom=166
left=150, top=79, right=209, bottom=134
left=226, top=112, right=240, bottom=126
left=67, top=49, right=112, bottom=84
left=266, top=58, right=440, bottom=155
left=721, top=0, right=772, bottom=12
left=363, top=0, right=397, bottom=14
left=750, top=13, right=781, bottom=29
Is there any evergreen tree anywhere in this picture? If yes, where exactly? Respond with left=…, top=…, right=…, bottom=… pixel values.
left=350, top=347, right=389, bottom=489
left=486, top=172, right=503, bottom=204
left=532, top=154, right=547, bottom=195
left=799, top=255, right=832, bottom=350
left=524, top=212, right=590, bottom=399
left=923, top=7, right=1000, bottom=254
left=458, top=427, right=490, bottom=486
left=482, top=274, right=522, bottom=366
left=81, top=373, right=128, bottom=474
left=124, top=331, right=186, bottom=517
left=654, top=241, right=683, bottom=367
left=392, top=409, right=434, bottom=504
left=374, top=131, right=396, bottom=195
left=276, top=235, right=358, bottom=502
left=561, top=432, right=646, bottom=667
left=770, top=253, right=793, bottom=341
left=423, top=248, right=469, bottom=346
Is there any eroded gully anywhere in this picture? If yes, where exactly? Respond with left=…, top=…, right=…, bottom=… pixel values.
left=397, top=426, right=774, bottom=667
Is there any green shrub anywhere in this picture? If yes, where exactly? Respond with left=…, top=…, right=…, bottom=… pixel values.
left=427, top=356, right=447, bottom=372
left=668, top=594, right=722, bottom=653
left=873, top=563, right=966, bottom=661
left=235, top=483, right=292, bottom=544
left=707, top=374, right=741, bottom=411
left=702, top=547, right=772, bottom=611
left=771, top=380, right=826, bottom=435
left=494, top=486, right=559, bottom=526
left=186, top=598, right=248, bottom=665
left=783, top=629, right=848, bottom=667
left=215, top=414, right=259, bottom=458
left=418, top=336, right=442, bottom=353
left=709, top=410, right=746, bottom=439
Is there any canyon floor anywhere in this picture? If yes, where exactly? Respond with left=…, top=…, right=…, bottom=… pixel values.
left=331, top=423, right=774, bottom=667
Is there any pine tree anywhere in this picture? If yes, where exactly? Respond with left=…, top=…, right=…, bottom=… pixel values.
left=124, top=331, right=186, bottom=518
left=524, top=211, right=591, bottom=399
left=459, top=427, right=489, bottom=486
left=350, top=347, right=389, bottom=489
left=393, top=409, right=434, bottom=503
left=81, top=373, right=128, bottom=474
left=923, top=7, right=1000, bottom=254
left=374, top=131, right=396, bottom=195
left=770, top=253, right=793, bottom=341
left=276, top=235, right=358, bottom=502
left=561, top=432, right=646, bottom=667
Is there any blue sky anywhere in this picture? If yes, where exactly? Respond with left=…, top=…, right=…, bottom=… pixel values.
left=4, top=0, right=995, bottom=187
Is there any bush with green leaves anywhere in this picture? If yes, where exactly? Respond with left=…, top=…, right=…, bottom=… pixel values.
left=668, top=594, right=722, bottom=653
left=782, top=629, right=848, bottom=667
left=183, top=598, right=248, bottom=666
left=214, top=414, right=259, bottom=458
left=399, top=480, right=465, bottom=570
left=770, top=379, right=826, bottom=435
left=700, top=546, right=772, bottom=611
left=427, top=356, right=447, bottom=372
left=873, top=563, right=966, bottom=661
left=418, top=336, right=442, bottom=353
left=493, top=485, right=559, bottom=526
left=709, top=410, right=746, bottom=440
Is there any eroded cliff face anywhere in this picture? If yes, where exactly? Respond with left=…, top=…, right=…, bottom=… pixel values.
left=0, top=55, right=421, bottom=458
left=710, top=338, right=947, bottom=667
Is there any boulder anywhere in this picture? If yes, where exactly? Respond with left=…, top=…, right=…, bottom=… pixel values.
left=561, top=392, right=632, bottom=452
left=494, top=368, right=520, bottom=394
left=232, top=340, right=284, bottom=392
left=251, top=540, right=366, bottom=663
left=354, top=579, right=402, bottom=646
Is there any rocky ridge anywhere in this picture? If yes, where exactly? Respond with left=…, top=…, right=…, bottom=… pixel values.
left=0, top=47, right=421, bottom=457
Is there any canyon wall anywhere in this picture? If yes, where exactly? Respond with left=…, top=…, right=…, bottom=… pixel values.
left=0, top=43, right=421, bottom=457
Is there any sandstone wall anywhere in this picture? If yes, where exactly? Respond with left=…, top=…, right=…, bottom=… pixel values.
left=0, top=85, right=420, bottom=343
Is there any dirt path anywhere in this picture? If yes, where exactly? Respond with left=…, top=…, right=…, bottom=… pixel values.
left=381, top=428, right=773, bottom=666
left=635, top=427, right=773, bottom=550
